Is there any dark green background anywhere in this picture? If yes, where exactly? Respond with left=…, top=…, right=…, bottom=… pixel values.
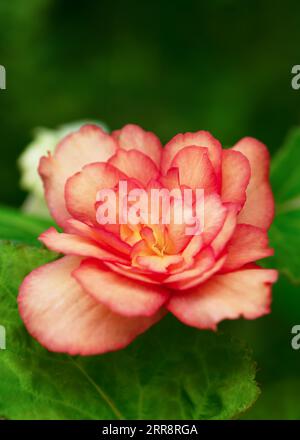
left=1, top=0, right=300, bottom=206
left=1, top=0, right=300, bottom=419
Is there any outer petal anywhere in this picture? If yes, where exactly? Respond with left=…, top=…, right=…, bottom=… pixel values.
left=162, top=131, right=222, bottom=179
left=221, top=150, right=250, bottom=205
left=73, top=258, right=169, bottom=317
left=39, top=125, right=117, bottom=227
left=171, top=146, right=218, bottom=193
left=112, top=124, right=162, bottom=167
left=167, top=267, right=278, bottom=330
left=108, top=149, right=159, bottom=186
left=233, top=137, right=274, bottom=229
left=18, top=256, right=164, bottom=355
left=221, top=224, right=274, bottom=272
left=65, top=162, right=126, bottom=224
left=39, top=227, right=128, bottom=264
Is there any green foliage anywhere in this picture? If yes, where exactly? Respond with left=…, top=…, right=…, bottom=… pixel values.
left=0, top=205, right=54, bottom=247
left=0, top=241, right=259, bottom=420
left=270, top=128, right=300, bottom=282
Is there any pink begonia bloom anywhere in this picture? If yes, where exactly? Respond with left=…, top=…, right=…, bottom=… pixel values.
left=18, top=124, right=278, bottom=355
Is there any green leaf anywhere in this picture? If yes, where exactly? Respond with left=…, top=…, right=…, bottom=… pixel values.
left=0, top=205, right=54, bottom=246
left=0, top=241, right=259, bottom=420
left=269, top=128, right=300, bottom=282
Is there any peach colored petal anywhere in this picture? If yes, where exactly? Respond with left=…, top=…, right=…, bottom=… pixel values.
left=108, top=149, right=159, bottom=186
left=202, top=194, right=227, bottom=244
left=211, top=203, right=239, bottom=256
left=221, top=149, right=250, bottom=205
left=18, top=256, right=165, bottom=355
left=112, top=124, right=162, bottom=167
left=167, top=267, right=278, bottom=329
left=233, top=137, right=274, bottom=229
left=164, top=247, right=216, bottom=289
left=39, top=125, right=117, bottom=227
left=65, top=162, right=126, bottom=224
left=221, top=224, right=274, bottom=272
left=39, top=227, right=128, bottom=264
left=73, top=258, right=169, bottom=317
left=162, top=131, right=222, bottom=179
left=65, top=219, right=131, bottom=257
left=171, top=146, right=218, bottom=193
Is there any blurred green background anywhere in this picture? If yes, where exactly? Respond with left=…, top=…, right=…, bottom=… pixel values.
left=1, top=0, right=300, bottom=206
left=1, top=0, right=300, bottom=419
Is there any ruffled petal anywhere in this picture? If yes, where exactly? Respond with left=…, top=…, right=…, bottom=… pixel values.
left=73, top=258, right=169, bottom=317
left=170, top=146, right=218, bottom=193
left=112, top=124, right=162, bottom=167
left=108, top=149, right=159, bottom=186
left=18, top=256, right=164, bottom=355
left=39, top=125, right=117, bottom=227
left=221, top=150, right=250, bottom=205
left=167, top=267, right=278, bottom=329
left=39, top=227, right=128, bottom=263
left=162, top=131, right=222, bottom=179
left=233, top=137, right=274, bottom=229
left=221, top=224, right=273, bottom=272
left=65, top=162, right=126, bottom=224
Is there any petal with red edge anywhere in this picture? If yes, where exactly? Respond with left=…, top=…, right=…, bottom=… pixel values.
left=39, top=227, right=128, bottom=264
left=167, top=267, right=278, bottom=329
left=211, top=203, right=239, bottom=256
left=233, top=137, right=274, bottom=229
left=108, top=149, right=159, bottom=186
left=73, top=258, right=169, bottom=317
left=202, top=194, right=227, bottom=244
left=65, top=162, right=126, bottom=224
left=221, top=150, right=250, bottom=205
left=18, top=256, right=164, bottom=355
left=112, top=124, right=162, bottom=167
left=65, top=219, right=131, bottom=257
left=39, top=125, right=117, bottom=228
left=162, top=131, right=222, bottom=178
left=171, top=146, right=218, bottom=193
left=221, top=224, right=273, bottom=272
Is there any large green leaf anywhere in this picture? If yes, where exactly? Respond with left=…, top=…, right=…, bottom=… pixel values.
left=0, top=241, right=259, bottom=420
left=0, top=205, right=54, bottom=246
left=270, top=128, right=300, bottom=282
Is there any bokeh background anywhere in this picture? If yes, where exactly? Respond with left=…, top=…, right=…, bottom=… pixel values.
left=0, top=0, right=300, bottom=419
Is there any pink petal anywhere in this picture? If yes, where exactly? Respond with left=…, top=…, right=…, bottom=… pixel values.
left=112, top=124, right=162, bottom=167
left=211, top=203, right=239, bottom=256
left=202, top=194, right=227, bottom=244
left=233, top=137, right=274, bottom=229
left=170, top=146, right=218, bottom=192
left=167, top=267, right=278, bottom=329
left=221, top=149, right=250, bottom=205
left=39, top=125, right=117, bottom=228
left=108, top=149, right=159, bottom=186
left=136, top=254, right=183, bottom=274
left=65, top=219, right=131, bottom=257
left=39, top=227, right=128, bottom=264
left=65, top=162, right=126, bottom=224
left=164, top=247, right=216, bottom=289
left=73, top=258, right=169, bottom=317
left=162, top=131, right=222, bottom=179
left=18, top=256, right=164, bottom=355
left=221, top=224, right=274, bottom=272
